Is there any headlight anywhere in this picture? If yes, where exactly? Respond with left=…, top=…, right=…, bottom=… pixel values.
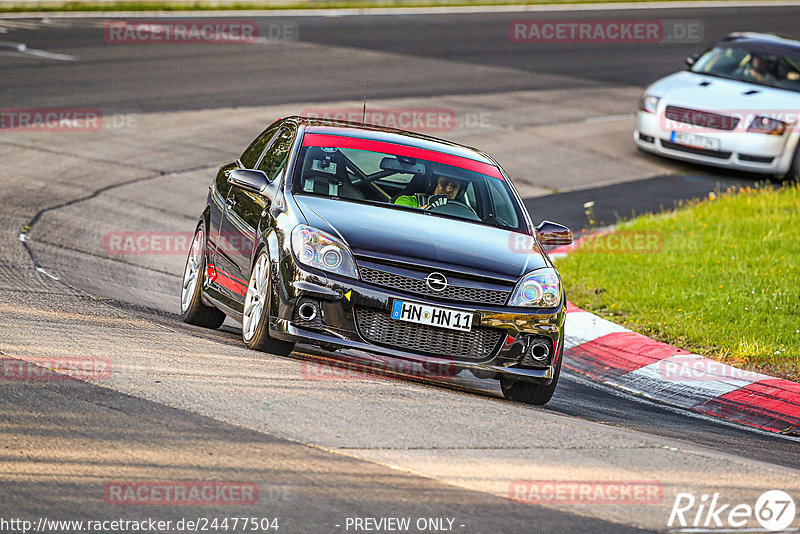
left=638, top=94, right=660, bottom=114
left=747, top=115, right=788, bottom=135
left=508, top=268, right=561, bottom=308
left=291, top=224, right=358, bottom=278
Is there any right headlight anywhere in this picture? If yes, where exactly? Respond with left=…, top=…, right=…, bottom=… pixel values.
left=638, top=94, right=660, bottom=114
left=508, top=268, right=562, bottom=308
left=290, top=224, right=358, bottom=279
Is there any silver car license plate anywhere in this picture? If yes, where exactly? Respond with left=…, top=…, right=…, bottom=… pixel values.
left=671, top=131, right=721, bottom=151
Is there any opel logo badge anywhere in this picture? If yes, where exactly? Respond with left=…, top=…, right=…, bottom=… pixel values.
left=425, top=272, right=448, bottom=292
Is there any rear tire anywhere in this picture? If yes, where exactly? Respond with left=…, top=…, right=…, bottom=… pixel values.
left=181, top=222, right=226, bottom=329
left=500, top=350, right=562, bottom=405
left=242, top=252, right=295, bottom=356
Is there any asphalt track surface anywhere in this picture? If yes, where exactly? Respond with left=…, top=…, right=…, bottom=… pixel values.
left=1, top=5, right=799, bottom=533
left=0, top=6, right=799, bottom=111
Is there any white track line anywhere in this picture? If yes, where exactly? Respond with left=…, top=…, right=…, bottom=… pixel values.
left=0, top=40, right=76, bottom=61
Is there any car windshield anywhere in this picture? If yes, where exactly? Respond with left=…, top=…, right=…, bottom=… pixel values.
left=690, top=45, right=800, bottom=92
left=292, top=141, right=526, bottom=232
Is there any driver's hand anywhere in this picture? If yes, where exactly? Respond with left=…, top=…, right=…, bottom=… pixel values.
left=425, top=194, right=448, bottom=210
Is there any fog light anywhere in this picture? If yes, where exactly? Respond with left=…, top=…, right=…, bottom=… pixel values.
left=520, top=338, right=553, bottom=368
left=295, top=298, right=322, bottom=326
left=528, top=342, right=549, bottom=361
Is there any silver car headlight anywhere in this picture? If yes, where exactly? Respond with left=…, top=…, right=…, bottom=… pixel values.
left=747, top=115, right=788, bottom=135
left=638, top=94, right=660, bottom=114
left=508, top=268, right=562, bottom=308
left=291, top=224, right=358, bottom=279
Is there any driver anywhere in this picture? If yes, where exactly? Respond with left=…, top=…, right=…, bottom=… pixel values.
left=742, top=53, right=776, bottom=83
left=394, top=174, right=464, bottom=209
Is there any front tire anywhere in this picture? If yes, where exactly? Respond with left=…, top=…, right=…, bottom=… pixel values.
left=500, top=351, right=562, bottom=405
left=783, top=143, right=800, bottom=182
left=181, top=222, right=226, bottom=329
left=242, top=252, right=295, bottom=356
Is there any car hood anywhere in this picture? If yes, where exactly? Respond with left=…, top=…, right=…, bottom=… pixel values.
left=646, top=71, right=800, bottom=112
left=292, top=195, right=547, bottom=281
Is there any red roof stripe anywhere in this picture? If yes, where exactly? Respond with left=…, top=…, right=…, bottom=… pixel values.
left=302, top=133, right=504, bottom=180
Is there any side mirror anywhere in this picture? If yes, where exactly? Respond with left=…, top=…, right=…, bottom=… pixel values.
left=228, top=169, right=269, bottom=194
left=536, top=221, right=573, bottom=246
left=685, top=54, right=699, bottom=68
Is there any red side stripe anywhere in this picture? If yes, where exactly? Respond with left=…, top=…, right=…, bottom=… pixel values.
left=302, top=133, right=504, bottom=180
left=693, top=379, right=800, bottom=434
left=214, top=269, right=247, bottom=296
left=218, top=269, right=248, bottom=286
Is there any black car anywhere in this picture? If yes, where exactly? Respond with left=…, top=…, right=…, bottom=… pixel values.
left=180, top=117, right=573, bottom=404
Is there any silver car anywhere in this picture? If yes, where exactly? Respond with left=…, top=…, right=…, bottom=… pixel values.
left=635, top=32, right=800, bottom=180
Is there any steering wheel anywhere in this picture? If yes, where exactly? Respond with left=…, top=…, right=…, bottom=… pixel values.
left=427, top=198, right=481, bottom=221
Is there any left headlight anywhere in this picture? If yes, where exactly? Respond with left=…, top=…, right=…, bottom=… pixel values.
left=638, top=94, right=660, bottom=114
left=291, top=224, right=358, bottom=279
left=508, top=268, right=562, bottom=308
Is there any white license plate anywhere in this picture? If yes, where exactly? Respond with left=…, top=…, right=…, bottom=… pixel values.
left=671, top=131, right=721, bottom=151
left=391, top=300, right=473, bottom=332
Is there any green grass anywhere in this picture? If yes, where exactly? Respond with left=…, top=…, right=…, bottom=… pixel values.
left=0, top=0, right=745, bottom=13
left=557, top=183, right=800, bottom=381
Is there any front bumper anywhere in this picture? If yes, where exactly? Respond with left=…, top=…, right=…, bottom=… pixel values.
left=635, top=110, right=798, bottom=174
left=269, top=263, right=565, bottom=383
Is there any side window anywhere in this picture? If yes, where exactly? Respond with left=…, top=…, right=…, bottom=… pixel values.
left=487, top=178, right=519, bottom=228
left=257, top=128, right=294, bottom=181
left=240, top=125, right=279, bottom=169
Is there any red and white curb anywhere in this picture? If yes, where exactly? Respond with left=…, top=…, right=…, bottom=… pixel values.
left=552, top=246, right=800, bottom=435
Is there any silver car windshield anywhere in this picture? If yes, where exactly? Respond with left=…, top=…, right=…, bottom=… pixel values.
left=691, top=46, right=800, bottom=92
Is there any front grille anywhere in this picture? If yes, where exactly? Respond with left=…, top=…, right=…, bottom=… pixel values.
left=359, top=266, right=509, bottom=305
left=665, top=106, right=740, bottom=131
left=355, top=307, right=503, bottom=360
left=660, top=139, right=732, bottom=159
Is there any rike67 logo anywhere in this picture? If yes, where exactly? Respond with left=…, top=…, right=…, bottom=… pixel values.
left=668, top=490, right=796, bottom=531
